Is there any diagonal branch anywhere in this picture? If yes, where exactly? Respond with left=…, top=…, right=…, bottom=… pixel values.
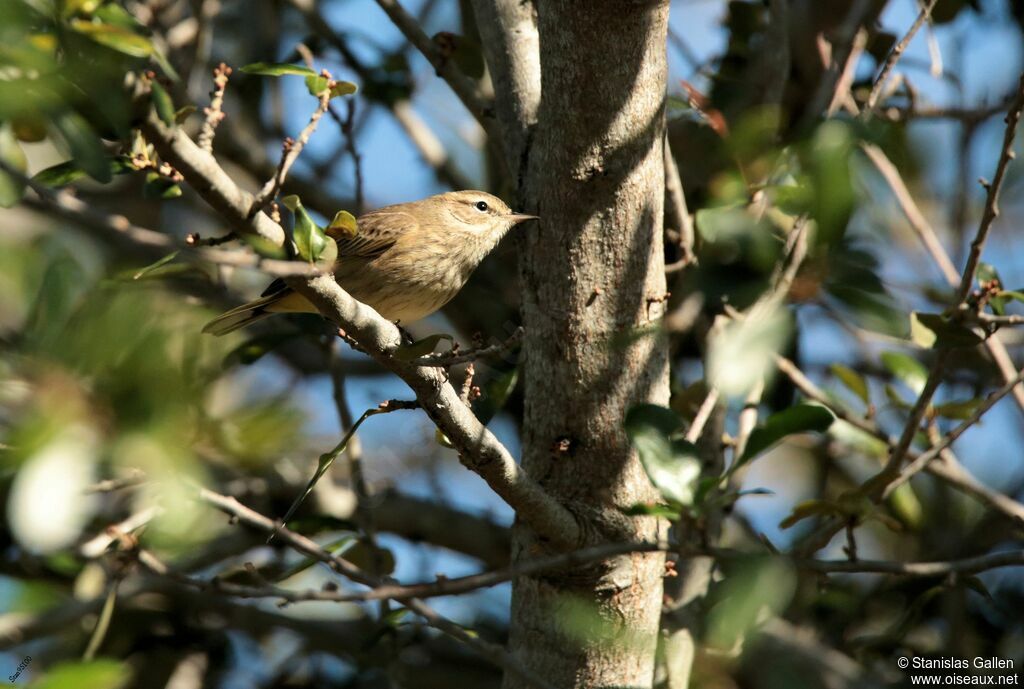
left=372, top=0, right=501, bottom=145
left=131, top=81, right=580, bottom=550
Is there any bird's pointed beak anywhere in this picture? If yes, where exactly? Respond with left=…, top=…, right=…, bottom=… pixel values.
left=509, top=213, right=539, bottom=224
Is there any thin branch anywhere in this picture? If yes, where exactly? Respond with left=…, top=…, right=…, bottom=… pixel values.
left=864, top=0, right=939, bottom=113
left=952, top=73, right=1024, bottom=304
left=372, top=0, right=500, bottom=145
left=131, top=82, right=581, bottom=549
left=801, top=549, right=1024, bottom=577
left=197, top=62, right=231, bottom=152
left=664, top=136, right=696, bottom=268
left=684, top=387, right=720, bottom=444
left=249, top=78, right=333, bottom=216
left=412, top=327, right=524, bottom=367
left=5, top=162, right=322, bottom=277
left=774, top=354, right=1024, bottom=525
left=194, top=488, right=559, bottom=689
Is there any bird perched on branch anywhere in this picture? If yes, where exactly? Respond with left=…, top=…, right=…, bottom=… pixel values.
left=203, top=190, right=536, bottom=335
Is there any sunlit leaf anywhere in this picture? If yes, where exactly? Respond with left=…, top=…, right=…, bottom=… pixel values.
left=880, top=351, right=928, bottom=395
left=69, top=18, right=153, bottom=57
left=737, top=404, right=835, bottom=467
left=305, top=74, right=329, bottom=96
left=241, top=62, right=317, bottom=77
left=910, top=312, right=984, bottom=349
left=829, top=363, right=869, bottom=405
left=708, top=307, right=790, bottom=397
left=933, top=398, right=984, bottom=420
left=32, top=658, right=129, bottom=689
left=282, top=194, right=327, bottom=262
left=625, top=404, right=701, bottom=506
left=129, top=251, right=179, bottom=280
left=327, top=209, right=358, bottom=239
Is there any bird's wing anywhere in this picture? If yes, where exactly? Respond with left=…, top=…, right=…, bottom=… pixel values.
left=335, top=208, right=416, bottom=259
left=259, top=208, right=415, bottom=297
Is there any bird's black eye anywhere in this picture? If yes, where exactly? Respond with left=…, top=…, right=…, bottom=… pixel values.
left=474, top=201, right=489, bottom=212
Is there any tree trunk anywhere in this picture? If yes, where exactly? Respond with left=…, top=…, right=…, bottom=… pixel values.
left=506, top=2, right=672, bottom=687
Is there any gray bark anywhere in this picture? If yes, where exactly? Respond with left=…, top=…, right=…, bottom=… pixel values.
left=504, top=2, right=673, bottom=687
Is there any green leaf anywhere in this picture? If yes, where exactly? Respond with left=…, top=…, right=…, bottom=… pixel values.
left=880, top=351, right=928, bottom=395
left=305, top=74, right=329, bottom=96
left=910, top=312, right=984, bottom=349
left=331, top=81, right=358, bottom=97
left=33, top=659, right=130, bottom=689
left=779, top=499, right=840, bottom=529
left=53, top=110, right=111, bottom=183
left=393, top=333, right=455, bottom=361
left=625, top=404, right=701, bottom=506
left=977, top=262, right=1000, bottom=286
left=737, top=404, right=835, bottom=466
left=327, top=209, right=358, bottom=238
left=241, top=62, right=317, bottom=77
left=998, top=290, right=1024, bottom=303
left=31, top=156, right=134, bottom=188
left=829, top=363, right=869, bottom=405
left=142, top=171, right=182, bottom=199
left=149, top=80, right=175, bottom=128
left=706, top=556, right=796, bottom=651
left=933, top=398, right=984, bottom=420
left=174, top=104, right=197, bottom=123
left=129, top=251, right=179, bottom=280
left=283, top=194, right=327, bottom=262
left=0, top=123, right=27, bottom=208
left=69, top=18, right=153, bottom=57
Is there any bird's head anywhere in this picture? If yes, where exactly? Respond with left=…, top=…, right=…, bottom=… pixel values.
left=432, top=190, right=537, bottom=239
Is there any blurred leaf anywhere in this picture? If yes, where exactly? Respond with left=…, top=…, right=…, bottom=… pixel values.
left=32, top=658, right=129, bottom=689
left=69, top=18, right=153, bottom=57
left=804, top=121, right=854, bottom=244
left=998, top=289, right=1024, bottom=303
left=174, top=104, right=196, bottom=123
left=241, top=62, right=316, bottom=76
left=224, top=331, right=298, bottom=366
left=327, top=209, right=358, bottom=239
left=305, top=74, right=329, bottom=96
left=779, top=499, right=841, bottom=529
left=933, top=398, right=983, bottom=420
left=282, top=195, right=327, bottom=262
left=331, top=81, right=358, bottom=97
left=393, top=333, right=454, bottom=361
left=706, top=556, right=796, bottom=651
left=830, top=363, right=869, bottom=405
left=887, top=482, right=922, bottom=530
left=978, top=262, right=1007, bottom=314
left=149, top=80, right=175, bottom=128
left=0, top=123, right=27, bottom=207
left=910, top=312, right=984, bottom=348
left=32, top=155, right=133, bottom=187
left=129, top=251, right=179, bottom=280
left=708, top=307, right=790, bottom=397
left=344, top=540, right=396, bottom=575
left=52, top=110, right=111, bottom=183
left=880, top=351, right=928, bottom=395
left=625, top=404, right=701, bottom=506
left=737, top=404, right=834, bottom=467
left=963, top=575, right=994, bottom=601
left=884, top=382, right=911, bottom=409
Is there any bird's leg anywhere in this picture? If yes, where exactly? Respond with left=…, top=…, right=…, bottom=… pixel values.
left=393, top=320, right=415, bottom=345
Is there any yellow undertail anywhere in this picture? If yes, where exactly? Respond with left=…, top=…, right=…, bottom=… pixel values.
left=201, top=289, right=317, bottom=336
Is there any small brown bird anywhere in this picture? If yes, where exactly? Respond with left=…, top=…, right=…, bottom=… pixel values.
left=203, top=190, right=536, bottom=335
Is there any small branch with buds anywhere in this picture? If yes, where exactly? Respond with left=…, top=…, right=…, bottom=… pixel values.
left=197, top=63, right=231, bottom=152
left=413, top=327, right=525, bottom=367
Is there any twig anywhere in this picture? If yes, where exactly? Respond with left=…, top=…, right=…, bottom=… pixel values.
left=197, top=62, right=231, bottom=152
left=372, top=0, right=498, bottom=143
left=195, top=488, right=560, bottom=689
left=952, top=73, right=1024, bottom=304
left=684, top=387, right=720, bottom=444
left=412, top=327, right=524, bottom=367
left=800, top=549, right=1024, bottom=577
left=249, top=76, right=333, bottom=216
left=132, top=77, right=583, bottom=550
left=774, top=354, right=1024, bottom=526
left=664, top=136, right=696, bottom=268
left=800, top=0, right=872, bottom=129
left=864, top=0, right=939, bottom=113
left=5, top=162, right=322, bottom=277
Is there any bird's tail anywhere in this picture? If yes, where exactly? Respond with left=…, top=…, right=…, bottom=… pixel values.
left=202, top=291, right=288, bottom=336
